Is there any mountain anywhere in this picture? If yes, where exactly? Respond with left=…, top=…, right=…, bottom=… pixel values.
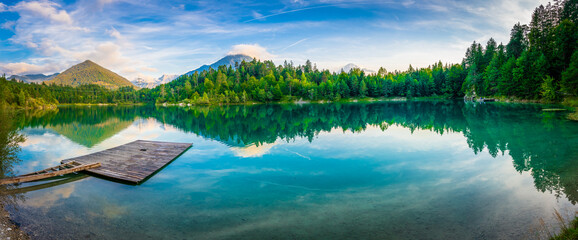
left=158, top=74, right=178, bottom=84
left=131, top=74, right=179, bottom=89
left=46, top=60, right=135, bottom=90
left=339, top=63, right=376, bottom=74
left=340, top=63, right=359, bottom=73
left=8, top=73, right=59, bottom=83
left=183, top=54, right=254, bottom=76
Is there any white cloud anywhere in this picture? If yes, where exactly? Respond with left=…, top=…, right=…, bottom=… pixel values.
left=98, top=0, right=116, bottom=5
left=2, top=0, right=285, bottom=78
left=172, top=4, right=185, bottom=10
left=227, top=44, right=275, bottom=60
left=449, top=0, right=550, bottom=41
left=0, top=1, right=141, bottom=78
left=0, top=61, right=63, bottom=75
left=140, top=66, right=158, bottom=72
left=401, top=0, right=415, bottom=7
left=135, top=74, right=156, bottom=82
left=121, top=67, right=137, bottom=74
left=0, top=2, right=6, bottom=12
left=1, top=21, right=16, bottom=30
left=108, top=27, right=122, bottom=39
left=12, top=1, right=73, bottom=25
left=73, top=42, right=131, bottom=69
left=252, top=11, right=263, bottom=19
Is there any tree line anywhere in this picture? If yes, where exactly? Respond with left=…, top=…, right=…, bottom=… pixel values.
left=0, top=76, right=140, bottom=108
left=151, top=59, right=466, bottom=104
left=0, top=0, right=576, bottom=108
left=461, top=0, right=578, bottom=101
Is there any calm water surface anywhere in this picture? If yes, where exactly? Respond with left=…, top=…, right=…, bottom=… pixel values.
left=0, top=101, right=577, bottom=239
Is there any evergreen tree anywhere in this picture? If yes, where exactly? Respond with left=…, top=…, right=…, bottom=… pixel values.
left=507, top=23, right=528, bottom=59
left=561, top=50, right=578, bottom=95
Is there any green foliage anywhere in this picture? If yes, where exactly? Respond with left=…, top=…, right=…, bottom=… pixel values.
left=550, top=217, right=578, bottom=240
left=146, top=59, right=466, bottom=105
left=0, top=74, right=141, bottom=108
left=0, top=110, right=25, bottom=178
left=462, top=0, right=578, bottom=100
left=507, top=23, right=528, bottom=59
left=562, top=51, right=578, bottom=96
left=541, top=75, right=558, bottom=102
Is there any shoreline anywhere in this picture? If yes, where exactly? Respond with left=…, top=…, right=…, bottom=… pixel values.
left=155, top=96, right=453, bottom=107
left=0, top=206, right=28, bottom=240
left=57, top=102, right=146, bottom=107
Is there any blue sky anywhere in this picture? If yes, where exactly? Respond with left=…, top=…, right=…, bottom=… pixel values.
left=0, top=0, right=548, bottom=81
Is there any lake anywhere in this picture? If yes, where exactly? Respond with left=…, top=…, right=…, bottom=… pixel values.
left=0, top=101, right=577, bottom=239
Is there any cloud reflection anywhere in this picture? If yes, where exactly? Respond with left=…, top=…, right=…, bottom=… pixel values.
left=24, top=184, right=76, bottom=209
left=230, top=142, right=279, bottom=158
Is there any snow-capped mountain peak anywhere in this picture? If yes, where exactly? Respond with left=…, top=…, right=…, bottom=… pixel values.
left=131, top=74, right=178, bottom=89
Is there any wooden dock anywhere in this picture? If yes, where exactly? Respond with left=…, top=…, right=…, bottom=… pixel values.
left=61, top=140, right=192, bottom=184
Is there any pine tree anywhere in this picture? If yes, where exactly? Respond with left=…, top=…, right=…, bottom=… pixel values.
left=561, top=50, right=578, bottom=96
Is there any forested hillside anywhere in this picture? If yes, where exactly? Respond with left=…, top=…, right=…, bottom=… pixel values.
left=46, top=60, right=136, bottom=90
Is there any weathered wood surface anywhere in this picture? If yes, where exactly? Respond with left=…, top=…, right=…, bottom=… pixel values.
left=61, top=140, right=192, bottom=184
left=3, top=174, right=89, bottom=195
left=0, top=162, right=101, bottom=185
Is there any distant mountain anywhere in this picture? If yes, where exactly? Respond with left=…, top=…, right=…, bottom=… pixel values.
left=340, top=63, right=358, bottom=73
left=9, top=73, right=59, bottom=83
left=158, top=74, right=178, bottom=84
left=46, top=60, right=135, bottom=90
left=340, top=63, right=375, bottom=74
left=183, top=54, right=254, bottom=76
left=132, top=74, right=179, bottom=89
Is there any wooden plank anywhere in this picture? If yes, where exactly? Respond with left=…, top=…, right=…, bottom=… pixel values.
left=0, top=162, right=101, bottom=185
left=4, top=174, right=89, bottom=195
left=61, top=140, right=192, bottom=184
left=19, top=161, right=78, bottom=176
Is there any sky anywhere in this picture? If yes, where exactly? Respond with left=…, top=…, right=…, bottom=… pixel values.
left=0, top=0, right=549, bottom=81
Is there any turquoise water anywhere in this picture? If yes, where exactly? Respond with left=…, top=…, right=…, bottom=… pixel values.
left=1, top=101, right=578, bottom=239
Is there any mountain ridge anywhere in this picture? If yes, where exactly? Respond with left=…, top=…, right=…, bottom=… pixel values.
left=9, top=73, right=59, bottom=83
left=182, top=54, right=254, bottom=76
left=46, top=60, right=135, bottom=90
left=132, top=74, right=178, bottom=89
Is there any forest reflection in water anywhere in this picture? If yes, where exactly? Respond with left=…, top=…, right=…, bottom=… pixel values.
left=0, top=100, right=576, bottom=239
left=4, top=101, right=578, bottom=203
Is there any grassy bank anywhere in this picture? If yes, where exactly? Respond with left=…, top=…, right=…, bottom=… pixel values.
left=561, top=97, right=578, bottom=121
left=550, top=216, right=578, bottom=240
